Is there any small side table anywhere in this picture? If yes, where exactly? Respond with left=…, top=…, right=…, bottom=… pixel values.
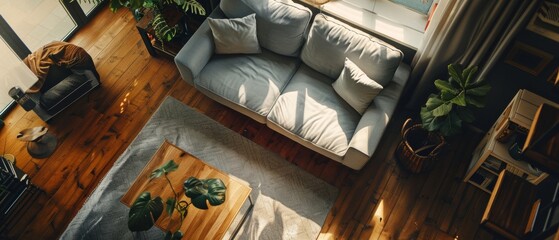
left=482, top=170, right=539, bottom=240
left=17, top=127, right=58, bottom=159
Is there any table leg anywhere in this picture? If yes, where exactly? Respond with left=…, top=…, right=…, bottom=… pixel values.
left=230, top=194, right=254, bottom=240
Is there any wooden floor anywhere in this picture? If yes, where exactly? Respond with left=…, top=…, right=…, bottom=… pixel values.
left=0, top=7, right=495, bottom=240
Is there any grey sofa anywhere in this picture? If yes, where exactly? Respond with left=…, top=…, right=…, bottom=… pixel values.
left=175, top=0, right=410, bottom=170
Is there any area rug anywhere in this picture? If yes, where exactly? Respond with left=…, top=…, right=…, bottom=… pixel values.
left=60, top=97, right=338, bottom=240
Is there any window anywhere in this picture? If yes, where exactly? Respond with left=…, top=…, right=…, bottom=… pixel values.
left=320, top=0, right=438, bottom=50
left=0, top=0, right=105, bottom=117
left=391, top=0, right=434, bottom=15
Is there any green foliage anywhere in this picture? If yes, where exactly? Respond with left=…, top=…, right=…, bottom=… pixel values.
left=128, top=160, right=226, bottom=237
left=174, top=0, right=206, bottom=15
left=150, top=159, right=179, bottom=179
left=152, top=13, right=179, bottom=42
left=183, top=177, right=226, bottom=209
left=71, top=0, right=206, bottom=42
left=420, top=64, right=491, bottom=137
left=165, top=230, right=183, bottom=240
left=128, top=192, right=164, bottom=231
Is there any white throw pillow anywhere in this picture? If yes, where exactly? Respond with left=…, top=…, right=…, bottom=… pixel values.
left=332, top=58, right=383, bottom=115
left=302, top=14, right=403, bottom=86
left=208, top=14, right=261, bottom=54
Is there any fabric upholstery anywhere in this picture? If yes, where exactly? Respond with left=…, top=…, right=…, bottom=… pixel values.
left=208, top=14, right=261, bottom=54
left=332, top=58, right=383, bottom=115
left=40, top=73, right=88, bottom=110
left=175, top=9, right=224, bottom=86
left=23, top=41, right=98, bottom=93
left=196, top=49, right=300, bottom=118
left=220, top=0, right=313, bottom=57
left=219, top=0, right=253, bottom=18
left=41, top=64, right=73, bottom=93
left=301, top=13, right=403, bottom=86
left=175, top=1, right=412, bottom=170
left=267, top=64, right=361, bottom=157
left=344, top=63, right=410, bottom=169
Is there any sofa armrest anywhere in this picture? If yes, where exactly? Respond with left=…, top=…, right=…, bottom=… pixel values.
left=344, top=63, right=410, bottom=170
left=174, top=8, right=225, bottom=86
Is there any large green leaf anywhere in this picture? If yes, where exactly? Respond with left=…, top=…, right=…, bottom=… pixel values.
left=449, top=91, right=467, bottom=106
left=439, top=111, right=463, bottom=136
left=432, top=102, right=453, bottom=117
left=466, top=95, right=486, bottom=108
left=165, top=230, right=183, bottom=240
left=434, top=80, right=457, bottom=95
left=174, top=0, right=206, bottom=15
left=152, top=13, right=179, bottom=42
left=184, top=177, right=227, bottom=210
left=466, top=84, right=491, bottom=96
left=128, top=192, right=164, bottom=232
left=421, top=107, right=443, bottom=132
left=448, top=64, right=463, bottom=87
left=150, top=160, right=179, bottom=179
left=440, top=91, right=457, bottom=101
left=166, top=197, right=176, bottom=216
left=462, top=65, right=478, bottom=87
left=424, top=94, right=445, bottom=111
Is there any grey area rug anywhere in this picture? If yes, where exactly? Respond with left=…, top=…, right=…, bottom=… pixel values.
left=61, top=97, right=338, bottom=240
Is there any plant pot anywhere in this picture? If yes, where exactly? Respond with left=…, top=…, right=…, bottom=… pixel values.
left=395, top=118, right=445, bottom=173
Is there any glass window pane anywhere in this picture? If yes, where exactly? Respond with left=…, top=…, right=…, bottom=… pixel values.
left=0, top=1, right=77, bottom=51
left=0, top=40, right=37, bottom=113
left=389, top=0, right=434, bottom=15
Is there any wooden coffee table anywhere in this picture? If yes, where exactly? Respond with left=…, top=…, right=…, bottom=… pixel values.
left=121, top=140, right=253, bottom=239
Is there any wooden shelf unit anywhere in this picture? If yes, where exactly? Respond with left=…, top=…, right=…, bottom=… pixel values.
left=465, top=89, right=559, bottom=194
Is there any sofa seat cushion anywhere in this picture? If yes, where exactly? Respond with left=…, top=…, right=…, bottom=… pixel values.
left=301, top=14, right=403, bottom=87
left=267, top=65, right=361, bottom=157
left=196, top=49, right=300, bottom=117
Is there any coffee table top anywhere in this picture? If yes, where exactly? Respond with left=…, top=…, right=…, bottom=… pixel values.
left=121, top=140, right=251, bottom=239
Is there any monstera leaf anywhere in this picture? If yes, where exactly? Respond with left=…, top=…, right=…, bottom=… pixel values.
left=183, top=177, right=226, bottom=209
left=165, top=230, right=183, bottom=240
left=128, top=192, right=164, bottom=231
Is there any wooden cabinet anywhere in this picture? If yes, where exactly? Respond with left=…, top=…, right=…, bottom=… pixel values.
left=482, top=170, right=538, bottom=240
left=464, top=89, right=559, bottom=193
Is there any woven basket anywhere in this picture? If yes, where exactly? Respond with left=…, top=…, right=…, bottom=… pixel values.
left=395, top=118, right=445, bottom=173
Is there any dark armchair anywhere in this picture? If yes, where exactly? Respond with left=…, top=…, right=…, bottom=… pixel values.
left=16, top=41, right=100, bottom=122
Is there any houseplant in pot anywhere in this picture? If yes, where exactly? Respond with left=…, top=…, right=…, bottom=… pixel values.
left=396, top=63, right=491, bottom=173
left=128, top=160, right=226, bottom=239
left=72, top=0, right=206, bottom=42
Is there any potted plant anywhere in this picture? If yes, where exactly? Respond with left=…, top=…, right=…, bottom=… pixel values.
left=128, top=160, right=226, bottom=239
left=396, top=63, right=491, bottom=173
left=72, top=0, right=206, bottom=42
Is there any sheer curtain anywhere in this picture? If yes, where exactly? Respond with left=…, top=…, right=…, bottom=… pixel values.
left=404, top=0, right=542, bottom=109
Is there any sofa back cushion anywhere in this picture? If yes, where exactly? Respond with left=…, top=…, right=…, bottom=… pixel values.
left=301, top=14, right=403, bottom=86
left=220, top=0, right=312, bottom=57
